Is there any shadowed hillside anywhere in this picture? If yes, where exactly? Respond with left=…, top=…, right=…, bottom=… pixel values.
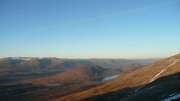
left=83, top=72, right=180, bottom=101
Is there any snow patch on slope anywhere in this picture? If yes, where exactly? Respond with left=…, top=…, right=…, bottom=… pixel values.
left=102, top=75, right=119, bottom=81
left=161, top=93, right=180, bottom=101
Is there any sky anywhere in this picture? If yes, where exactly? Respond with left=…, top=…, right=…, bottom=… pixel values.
left=0, top=0, right=180, bottom=59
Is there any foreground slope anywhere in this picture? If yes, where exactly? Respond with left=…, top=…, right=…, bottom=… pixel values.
left=83, top=72, right=180, bottom=101
left=53, top=54, right=180, bottom=101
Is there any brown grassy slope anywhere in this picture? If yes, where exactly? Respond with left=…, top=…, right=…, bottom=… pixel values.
left=20, top=65, right=106, bottom=85
left=82, top=72, right=180, bottom=101
left=52, top=54, right=180, bottom=101
left=120, top=63, right=142, bottom=72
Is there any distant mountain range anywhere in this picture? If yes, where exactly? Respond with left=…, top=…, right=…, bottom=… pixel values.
left=0, top=57, right=159, bottom=85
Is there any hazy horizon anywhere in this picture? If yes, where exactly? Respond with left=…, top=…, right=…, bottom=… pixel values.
left=0, top=55, right=168, bottom=59
left=1, top=0, right=180, bottom=58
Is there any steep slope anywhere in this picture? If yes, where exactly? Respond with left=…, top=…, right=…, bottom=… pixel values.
left=53, top=54, right=180, bottom=101
left=83, top=72, right=180, bottom=101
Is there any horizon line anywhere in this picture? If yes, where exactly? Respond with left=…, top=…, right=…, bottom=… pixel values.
left=0, top=56, right=164, bottom=60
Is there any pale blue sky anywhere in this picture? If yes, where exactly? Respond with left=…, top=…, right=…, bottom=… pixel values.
left=0, top=0, right=180, bottom=58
